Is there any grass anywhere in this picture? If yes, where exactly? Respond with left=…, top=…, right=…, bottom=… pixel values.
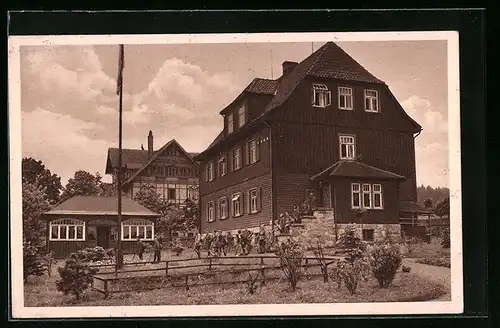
left=25, top=263, right=447, bottom=307
left=405, top=239, right=450, bottom=259
left=415, top=258, right=451, bottom=268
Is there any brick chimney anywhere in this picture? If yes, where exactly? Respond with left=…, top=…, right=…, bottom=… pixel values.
left=148, top=130, right=153, bottom=157
left=282, top=61, right=298, bottom=77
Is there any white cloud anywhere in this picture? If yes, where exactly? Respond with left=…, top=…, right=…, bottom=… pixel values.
left=401, top=95, right=449, bottom=187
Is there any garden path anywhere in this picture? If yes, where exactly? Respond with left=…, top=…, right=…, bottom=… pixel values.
left=403, top=258, right=451, bottom=301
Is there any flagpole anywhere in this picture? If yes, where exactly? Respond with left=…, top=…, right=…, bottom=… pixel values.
left=115, top=44, right=125, bottom=273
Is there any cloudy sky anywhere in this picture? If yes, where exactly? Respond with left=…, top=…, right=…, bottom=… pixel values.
left=19, top=40, right=449, bottom=187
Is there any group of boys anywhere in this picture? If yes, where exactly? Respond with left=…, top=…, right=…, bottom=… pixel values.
left=135, top=235, right=164, bottom=262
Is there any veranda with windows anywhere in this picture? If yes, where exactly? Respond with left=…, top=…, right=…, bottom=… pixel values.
left=41, top=195, right=161, bottom=258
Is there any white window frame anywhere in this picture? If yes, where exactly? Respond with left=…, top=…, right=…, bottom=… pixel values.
left=233, top=148, right=242, bottom=170
left=373, top=184, right=383, bottom=209
left=338, top=87, right=353, bottom=110
left=362, top=184, right=372, bottom=209
left=249, top=139, right=259, bottom=164
left=249, top=188, right=259, bottom=214
left=219, top=197, right=228, bottom=220
left=218, top=154, right=227, bottom=176
left=351, top=183, right=361, bottom=209
left=232, top=193, right=242, bottom=217
left=206, top=161, right=214, bottom=182
left=121, top=219, right=154, bottom=241
left=364, top=89, right=380, bottom=113
left=49, top=218, right=86, bottom=241
left=339, top=135, right=356, bottom=160
left=312, top=83, right=332, bottom=108
left=227, top=113, right=234, bottom=134
left=207, top=201, right=215, bottom=222
left=238, top=105, right=246, bottom=128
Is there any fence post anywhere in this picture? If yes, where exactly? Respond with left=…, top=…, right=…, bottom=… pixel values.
left=104, top=280, right=109, bottom=299
left=208, top=257, right=212, bottom=271
left=260, top=257, right=264, bottom=265
left=185, top=275, right=189, bottom=291
left=260, top=268, right=266, bottom=286
left=165, top=261, right=169, bottom=276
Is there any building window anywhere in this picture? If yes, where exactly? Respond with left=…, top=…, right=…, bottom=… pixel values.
left=187, top=232, right=194, bottom=238
left=365, top=90, right=379, bottom=112
left=121, top=219, right=154, bottom=241
left=233, top=148, right=242, bottom=170
left=207, top=201, right=215, bottom=222
left=249, top=188, right=260, bottom=214
left=206, top=161, right=214, bottom=181
left=362, top=229, right=375, bottom=242
left=249, top=139, right=259, bottom=164
left=232, top=193, right=242, bottom=217
left=312, top=83, right=331, bottom=107
left=218, top=154, right=227, bottom=177
left=351, top=183, right=361, bottom=209
left=373, top=184, right=383, bottom=209
left=238, top=104, right=246, bottom=128
left=49, top=218, right=85, bottom=241
left=339, top=135, right=356, bottom=160
left=219, top=197, right=228, bottom=220
left=227, top=113, right=234, bottom=134
left=362, top=184, right=372, bottom=209
left=338, top=87, right=353, bottom=110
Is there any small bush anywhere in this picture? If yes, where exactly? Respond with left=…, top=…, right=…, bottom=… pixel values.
left=23, top=241, right=47, bottom=282
left=56, top=253, right=98, bottom=301
left=441, top=227, right=450, bottom=249
left=336, top=224, right=366, bottom=251
left=76, top=246, right=109, bottom=262
left=402, top=265, right=411, bottom=273
left=245, top=271, right=261, bottom=294
left=274, top=238, right=304, bottom=291
left=369, top=243, right=403, bottom=288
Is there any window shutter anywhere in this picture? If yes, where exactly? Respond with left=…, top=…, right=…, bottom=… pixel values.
left=256, top=138, right=261, bottom=162
left=258, top=187, right=262, bottom=212
left=247, top=190, right=251, bottom=214
left=245, top=141, right=249, bottom=165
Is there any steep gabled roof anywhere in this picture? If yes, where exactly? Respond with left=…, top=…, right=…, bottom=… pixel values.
left=41, top=195, right=161, bottom=218
left=123, top=139, right=198, bottom=187
left=219, top=78, right=279, bottom=115
left=265, top=41, right=385, bottom=112
left=197, top=41, right=418, bottom=160
left=310, top=160, right=406, bottom=181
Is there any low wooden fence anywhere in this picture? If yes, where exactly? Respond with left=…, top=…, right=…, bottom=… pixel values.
left=90, top=255, right=338, bottom=298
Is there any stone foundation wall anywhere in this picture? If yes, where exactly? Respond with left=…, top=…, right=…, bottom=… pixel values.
left=336, top=223, right=401, bottom=242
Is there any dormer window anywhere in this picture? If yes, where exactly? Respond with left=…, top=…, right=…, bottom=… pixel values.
left=339, top=135, right=356, bottom=160
left=364, top=90, right=379, bottom=112
left=312, top=84, right=331, bottom=108
left=338, top=87, right=353, bottom=110
left=238, top=105, right=246, bottom=128
left=227, top=113, right=234, bottom=134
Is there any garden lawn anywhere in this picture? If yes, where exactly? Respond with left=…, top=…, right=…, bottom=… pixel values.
left=407, top=239, right=450, bottom=259
left=24, top=269, right=446, bottom=307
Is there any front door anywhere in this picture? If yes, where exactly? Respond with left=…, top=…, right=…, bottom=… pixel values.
left=321, top=185, right=331, bottom=208
left=96, top=226, right=110, bottom=249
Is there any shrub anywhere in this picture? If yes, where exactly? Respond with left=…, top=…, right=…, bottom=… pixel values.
left=336, top=224, right=366, bottom=251
left=402, top=265, right=411, bottom=273
left=441, top=227, right=450, bottom=249
left=245, top=271, right=261, bottom=294
left=274, top=238, right=304, bottom=291
left=368, top=243, right=403, bottom=288
left=23, top=241, right=47, bottom=282
left=403, top=236, right=422, bottom=256
left=56, top=253, right=98, bottom=301
left=43, top=250, right=57, bottom=277
left=76, top=246, right=109, bottom=262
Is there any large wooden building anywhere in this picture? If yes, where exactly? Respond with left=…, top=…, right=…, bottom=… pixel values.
left=105, top=131, right=200, bottom=204
left=194, top=41, right=426, bottom=241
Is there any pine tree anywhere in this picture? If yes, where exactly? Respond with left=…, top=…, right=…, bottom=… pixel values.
left=56, top=254, right=98, bottom=301
left=23, top=241, right=47, bottom=282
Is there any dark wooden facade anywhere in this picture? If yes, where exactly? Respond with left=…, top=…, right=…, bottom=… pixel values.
left=195, top=41, right=422, bottom=233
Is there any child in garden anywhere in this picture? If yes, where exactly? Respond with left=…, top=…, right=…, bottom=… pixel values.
left=152, top=236, right=163, bottom=262
left=136, top=237, right=146, bottom=261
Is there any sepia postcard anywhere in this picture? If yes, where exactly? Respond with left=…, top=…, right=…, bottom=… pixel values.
left=9, top=31, right=463, bottom=318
